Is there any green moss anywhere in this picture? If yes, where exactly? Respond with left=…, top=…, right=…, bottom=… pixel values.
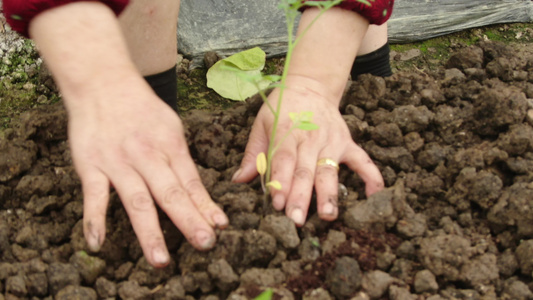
left=177, top=68, right=239, bottom=113
left=389, top=23, right=533, bottom=72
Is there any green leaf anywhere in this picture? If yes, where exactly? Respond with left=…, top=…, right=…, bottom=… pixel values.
left=289, top=112, right=299, bottom=122
left=224, top=46, right=268, bottom=71
left=263, top=75, right=282, bottom=82
left=207, top=47, right=273, bottom=101
left=266, top=180, right=282, bottom=191
left=296, top=122, right=319, bottom=131
left=299, top=111, right=314, bottom=122
left=256, top=152, right=267, bottom=176
left=254, top=289, right=274, bottom=300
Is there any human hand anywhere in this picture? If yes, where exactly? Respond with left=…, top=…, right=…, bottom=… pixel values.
left=67, top=79, right=228, bottom=268
left=232, top=75, right=384, bottom=226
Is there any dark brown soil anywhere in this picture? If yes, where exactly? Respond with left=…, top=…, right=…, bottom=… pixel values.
left=1, top=40, right=533, bottom=300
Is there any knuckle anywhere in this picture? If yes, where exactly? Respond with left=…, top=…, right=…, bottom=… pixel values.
left=316, top=165, right=338, bottom=177
left=186, top=179, right=216, bottom=211
left=83, top=186, right=108, bottom=204
left=130, top=192, right=155, bottom=212
left=123, top=134, right=157, bottom=160
left=160, top=186, right=187, bottom=208
left=294, top=167, right=313, bottom=182
left=184, top=178, right=205, bottom=193
left=274, top=150, right=296, bottom=164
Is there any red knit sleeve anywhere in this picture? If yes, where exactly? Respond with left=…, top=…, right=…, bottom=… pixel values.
left=2, top=0, right=130, bottom=38
left=302, top=0, right=394, bottom=25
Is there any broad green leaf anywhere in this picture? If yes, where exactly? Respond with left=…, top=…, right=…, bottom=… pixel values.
left=266, top=180, right=282, bottom=191
left=256, top=152, right=267, bottom=176
left=207, top=47, right=272, bottom=101
left=224, top=47, right=267, bottom=71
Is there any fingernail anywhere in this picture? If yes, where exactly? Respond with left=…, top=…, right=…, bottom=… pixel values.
left=213, top=213, right=228, bottom=228
left=290, top=208, right=305, bottom=226
left=152, top=247, right=169, bottom=266
left=272, top=194, right=285, bottom=211
left=231, top=168, right=242, bottom=182
left=196, top=230, right=216, bottom=250
left=322, top=202, right=335, bottom=216
left=87, top=231, right=102, bottom=252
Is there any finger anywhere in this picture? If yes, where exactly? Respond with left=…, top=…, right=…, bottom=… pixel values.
left=79, top=166, right=110, bottom=253
left=111, top=168, right=170, bottom=268
left=131, top=150, right=222, bottom=251
left=315, top=154, right=341, bottom=221
left=269, top=140, right=297, bottom=211
left=171, top=151, right=229, bottom=230
left=342, top=143, right=385, bottom=197
left=284, top=141, right=319, bottom=226
left=232, top=118, right=269, bottom=183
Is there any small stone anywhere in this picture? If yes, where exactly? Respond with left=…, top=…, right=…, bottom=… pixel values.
left=444, top=68, right=466, bottom=84
left=502, top=277, right=533, bottom=300
left=362, top=270, right=394, bottom=299
left=69, top=251, right=106, bottom=284
left=497, top=249, right=518, bottom=277
left=302, top=287, right=333, bottom=300
left=389, top=285, right=417, bottom=300
left=207, top=259, right=239, bottom=291
left=321, top=230, right=346, bottom=254
left=396, top=213, right=427, bottom=238
left=118, top=281, right=151, bottom=300
left=240, top=268, right=286, bottom=287
left=153, top=276, right=186, bottom=300
left=326, top=256, right=362, bottom=299
left=55, top=285, right=97, bottom=300
left=26, top=273, right=48, bottom=297
left=399, top=49, right=421, bottom=61
left=203, top=51, right=220, bottom=69
left=259, top=215, right=300, bottom=249
left=95, top=277, right=117, bottom=298
left=351, top=291, right=371, bottom=300
left=242, top=229, right=277, bottom=265
left=526, top=109, right=533, bottom=126
left=414, top=270, right=439, bottom=293
left=47, top=262, right=81, bottom=295
left=0, top=263, right=15, bottom=280
left=516, top=240, right=533, bottom=276
left=5, top=275, right=27, bottom=297
left=114, top=262, right=134, bottom=280
left=298, top=237, right=321, bottom=262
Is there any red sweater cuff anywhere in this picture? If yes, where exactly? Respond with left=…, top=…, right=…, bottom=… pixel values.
left=302, top=0, right=394, bottom=25
left=2, top=0, right=130, bottom=38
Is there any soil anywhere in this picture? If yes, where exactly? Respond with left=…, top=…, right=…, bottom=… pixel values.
left=2, top=37, right=533, bottom=300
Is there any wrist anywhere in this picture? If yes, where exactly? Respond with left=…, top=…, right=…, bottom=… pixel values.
left=284, top=74, right=344, bottom=106
left=62, top=71, right=154, bottom=116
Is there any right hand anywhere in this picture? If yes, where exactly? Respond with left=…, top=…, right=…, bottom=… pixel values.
left=67, top=76, right=228, bottom=268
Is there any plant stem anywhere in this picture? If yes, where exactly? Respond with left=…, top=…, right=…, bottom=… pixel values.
left=265, top=0, right=339, bottom=186
left=265, top=3, right=297, bottom=186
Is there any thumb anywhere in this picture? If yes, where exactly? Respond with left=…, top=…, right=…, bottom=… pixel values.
left=232, top=121, right=269, bottom=183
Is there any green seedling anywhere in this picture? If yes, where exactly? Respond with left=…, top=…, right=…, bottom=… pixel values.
left=252, top=0, right=342, bottom=201
left=221, top=0, right=375, bottom=210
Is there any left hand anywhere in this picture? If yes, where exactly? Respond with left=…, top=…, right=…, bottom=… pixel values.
left=232, top=75, right=384, bottom=226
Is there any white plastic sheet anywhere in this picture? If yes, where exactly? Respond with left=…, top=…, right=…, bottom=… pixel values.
left=178, top=0, right=533, bottom=65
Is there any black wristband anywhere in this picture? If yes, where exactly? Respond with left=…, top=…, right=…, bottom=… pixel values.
left=144, top=65, right=178, bottom=112
left=351, top=43, right=392, bottom=79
